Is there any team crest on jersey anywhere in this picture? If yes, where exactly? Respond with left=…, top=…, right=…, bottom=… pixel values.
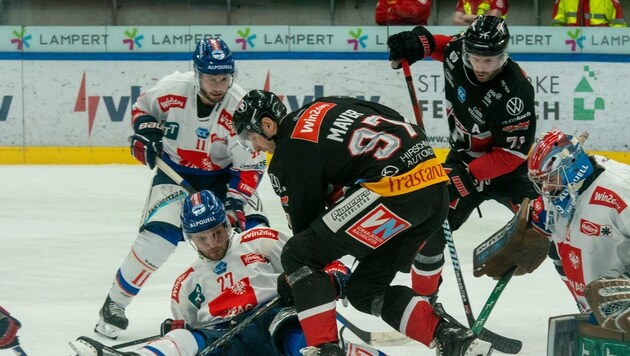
left=240, top=228, right=279, bottom=243
left=214, top=261, right=228, bottom=275
left=345, top=204, right=410, bottom=248
left=558, top=243, right=586, bottom=296
left=157, top=94, right=187, bottom=112
left=171, top=267, right=194, bottom=303
left=589, top=186, right=627, bottom=213
left=209, top=277, right=257, bottom=318
left=188, top=284, right=205, bottom=309
left=291, top=102, right=336, bottom=143
left=579, top=219, right=612, bottom=237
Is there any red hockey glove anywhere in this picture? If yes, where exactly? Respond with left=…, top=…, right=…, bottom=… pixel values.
left=388, top=26, right=436, bottom=68
left=0, top=306, right=21, bottom=349
left=324, top=260, right=351, bottom=305
left=160, top=318, right=191, bottom=336
left=129, top=115, right=163, bottom=169
left=224, top=197, right=246, bottom=232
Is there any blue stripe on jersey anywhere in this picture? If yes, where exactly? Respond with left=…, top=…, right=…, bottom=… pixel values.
left=116, top=269, right=140, bottom=296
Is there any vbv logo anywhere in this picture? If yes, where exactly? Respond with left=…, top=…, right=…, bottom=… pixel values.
left=74, top=71, right=141, bottom=136
left=346, top=204, right=410, bottom=248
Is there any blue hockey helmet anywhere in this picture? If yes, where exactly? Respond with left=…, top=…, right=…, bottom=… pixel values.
left=528, top=128, right=594, bottom=201
left=180, top=190, right=227, bottom=235
left=193, top=38, right=235, bottom=76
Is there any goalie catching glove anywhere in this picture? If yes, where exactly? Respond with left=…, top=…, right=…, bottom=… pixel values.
left=473, top=198, right=551, bottom=278
left=586, top=276, right=630, bottom=333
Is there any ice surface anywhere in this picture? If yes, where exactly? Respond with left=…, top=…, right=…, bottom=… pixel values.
left=0, top=165, right=575, bottom=355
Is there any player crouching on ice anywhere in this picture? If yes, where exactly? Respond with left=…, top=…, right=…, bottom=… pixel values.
left=474, top=128, right=630, bottom=351
left=70, top=190, right=382, bottom=356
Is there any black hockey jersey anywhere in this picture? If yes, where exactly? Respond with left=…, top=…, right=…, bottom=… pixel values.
left=268, top=97, right=445, bottom=233
left=437, top=35, right=537, bottom=182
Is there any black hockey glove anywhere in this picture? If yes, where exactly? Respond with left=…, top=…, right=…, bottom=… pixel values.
left=129, top=115, right=163, bottom=169
left=387, top=26, right=436, bottom=69
left=224, top=197, right=246, bottom=233
left=160, top=318, right=191, bottom=336
left=324, top=260, right=351, bottom=305
left=443, top=161, right=481, bottom=201
left=0, top=306, right=21, bottom=349
left=276, top=273, right=294, bottom=307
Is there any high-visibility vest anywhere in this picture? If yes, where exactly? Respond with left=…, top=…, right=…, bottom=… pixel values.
left=552, top=0, right=627, bottom=27
left=460, top=0, right=508, bottom=19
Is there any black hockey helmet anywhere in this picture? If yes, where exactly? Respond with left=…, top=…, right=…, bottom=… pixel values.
left=464, top=15, right=510, bottom=57
left=233, top=90, right=287, bottom=141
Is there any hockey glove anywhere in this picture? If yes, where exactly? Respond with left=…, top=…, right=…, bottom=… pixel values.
left=387, top=26, right=436, bottom=69
left=0, top=306, right=21, bottom=349
left=160, top=318, right=191, bottom=336
left=473, top=198, right=551, bottom=279
left=224, top=197, right=246, bottom=233
left=324, top=260, right=351, bottom=306
left=443, top=161, right=482, bottom=202
left=129, top=115, right=164, bottom=169
left=277, top=273, right=295, bottom=307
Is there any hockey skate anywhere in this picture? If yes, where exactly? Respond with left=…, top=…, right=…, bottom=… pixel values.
left=94, top=296, right=128, bottom=340
left=69, top=336, right=138, bottom=356
left=432, top=303, right=493, bottom=356
left=300, top=342, right=345, bottom=356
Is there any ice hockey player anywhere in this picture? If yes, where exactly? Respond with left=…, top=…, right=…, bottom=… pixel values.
left=93, top=38, right=269, bottom=340
left=0, top=306, right=23, bottom=353
left=71, top=190, right=386, bottom=356
left=387, top=15, right=538, bottom=298
left=232, top=90, right=493, bottom=355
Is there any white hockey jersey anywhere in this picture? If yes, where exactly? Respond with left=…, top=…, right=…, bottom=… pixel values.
left=536, top=155, right=630, bottom=311
left=170, top=227, right=288, bottom=328
left=132, top=71, right=266, bottom=200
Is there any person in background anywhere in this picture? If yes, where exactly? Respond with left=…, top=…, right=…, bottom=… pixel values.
left=93, top=38, right=268, bottom=340
left=453, top=0, right=509, bottom=25
left=375, top=0, right=433, bottom=26
left=552, top=0, right=627, bottom=27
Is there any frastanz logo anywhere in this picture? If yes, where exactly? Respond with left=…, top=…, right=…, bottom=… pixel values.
left=347, top=28, right=367, bottom=50
left=123, top=28, right=144, bottom=50
left=236, top=28, right=256, bottom=50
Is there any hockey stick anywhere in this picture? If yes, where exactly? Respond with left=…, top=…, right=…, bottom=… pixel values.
left=471, top=266, right=517, bottom=334
left=336, top=312, right=411, bottom=346
left=111, top=334, right=161, bottom=349
left=444, top=220, right=522, bottom=353
left=11, top=345, right=27, bottom=356
left=198, top=296, right=280, bottom=356
left=400, top=59, right=522, bottom=354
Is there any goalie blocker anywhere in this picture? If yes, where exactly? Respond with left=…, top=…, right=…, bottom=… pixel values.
left=547, top=314, right=630, bottom=356
left=473, top=198, right=550, bottom=278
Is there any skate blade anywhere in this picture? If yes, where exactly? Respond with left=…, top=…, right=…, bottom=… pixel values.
left=465, top=338, right=493, bottom=356
left=94, top=318, right=122, bottom=340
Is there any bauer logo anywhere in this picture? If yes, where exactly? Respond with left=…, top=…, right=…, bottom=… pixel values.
left=589, top=186, right=627, bottom=213
left=291, top=102, right=335, bottom=143
left=345, top=204, right=410, bottom=249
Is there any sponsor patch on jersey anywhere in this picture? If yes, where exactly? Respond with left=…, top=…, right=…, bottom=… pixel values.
left=506, top=97, right=524, bottom=116
left=240, top=228, right=279, bottom=243
left=196, top=127, right=210, bottom=139
left=589, top=186, right=627, bottom=213
left=188, top=284, right=206, bottom=309
left=345, top=204, right=411, bottom=248
left=209, top=277, right=257, bottom=319
left=218, top=109, right=235, bottom=135
left=557, top=243, right=586, bottom=296
left=157, top=94, right=187, bottom=112
left=214, top=261, right=227, bottom=275
left=502, top=121, right=530, bottom=132
left=579, top=219, right=612, bottom=237
left=291, top=102, right=336, bottom=143
left=323, top=189, right=378, bottom=232
left=457, top=86, right=466, bottom=103
left=171, top=267, right=195, bottom=303
left=241, top=253, right=271, bottom=266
